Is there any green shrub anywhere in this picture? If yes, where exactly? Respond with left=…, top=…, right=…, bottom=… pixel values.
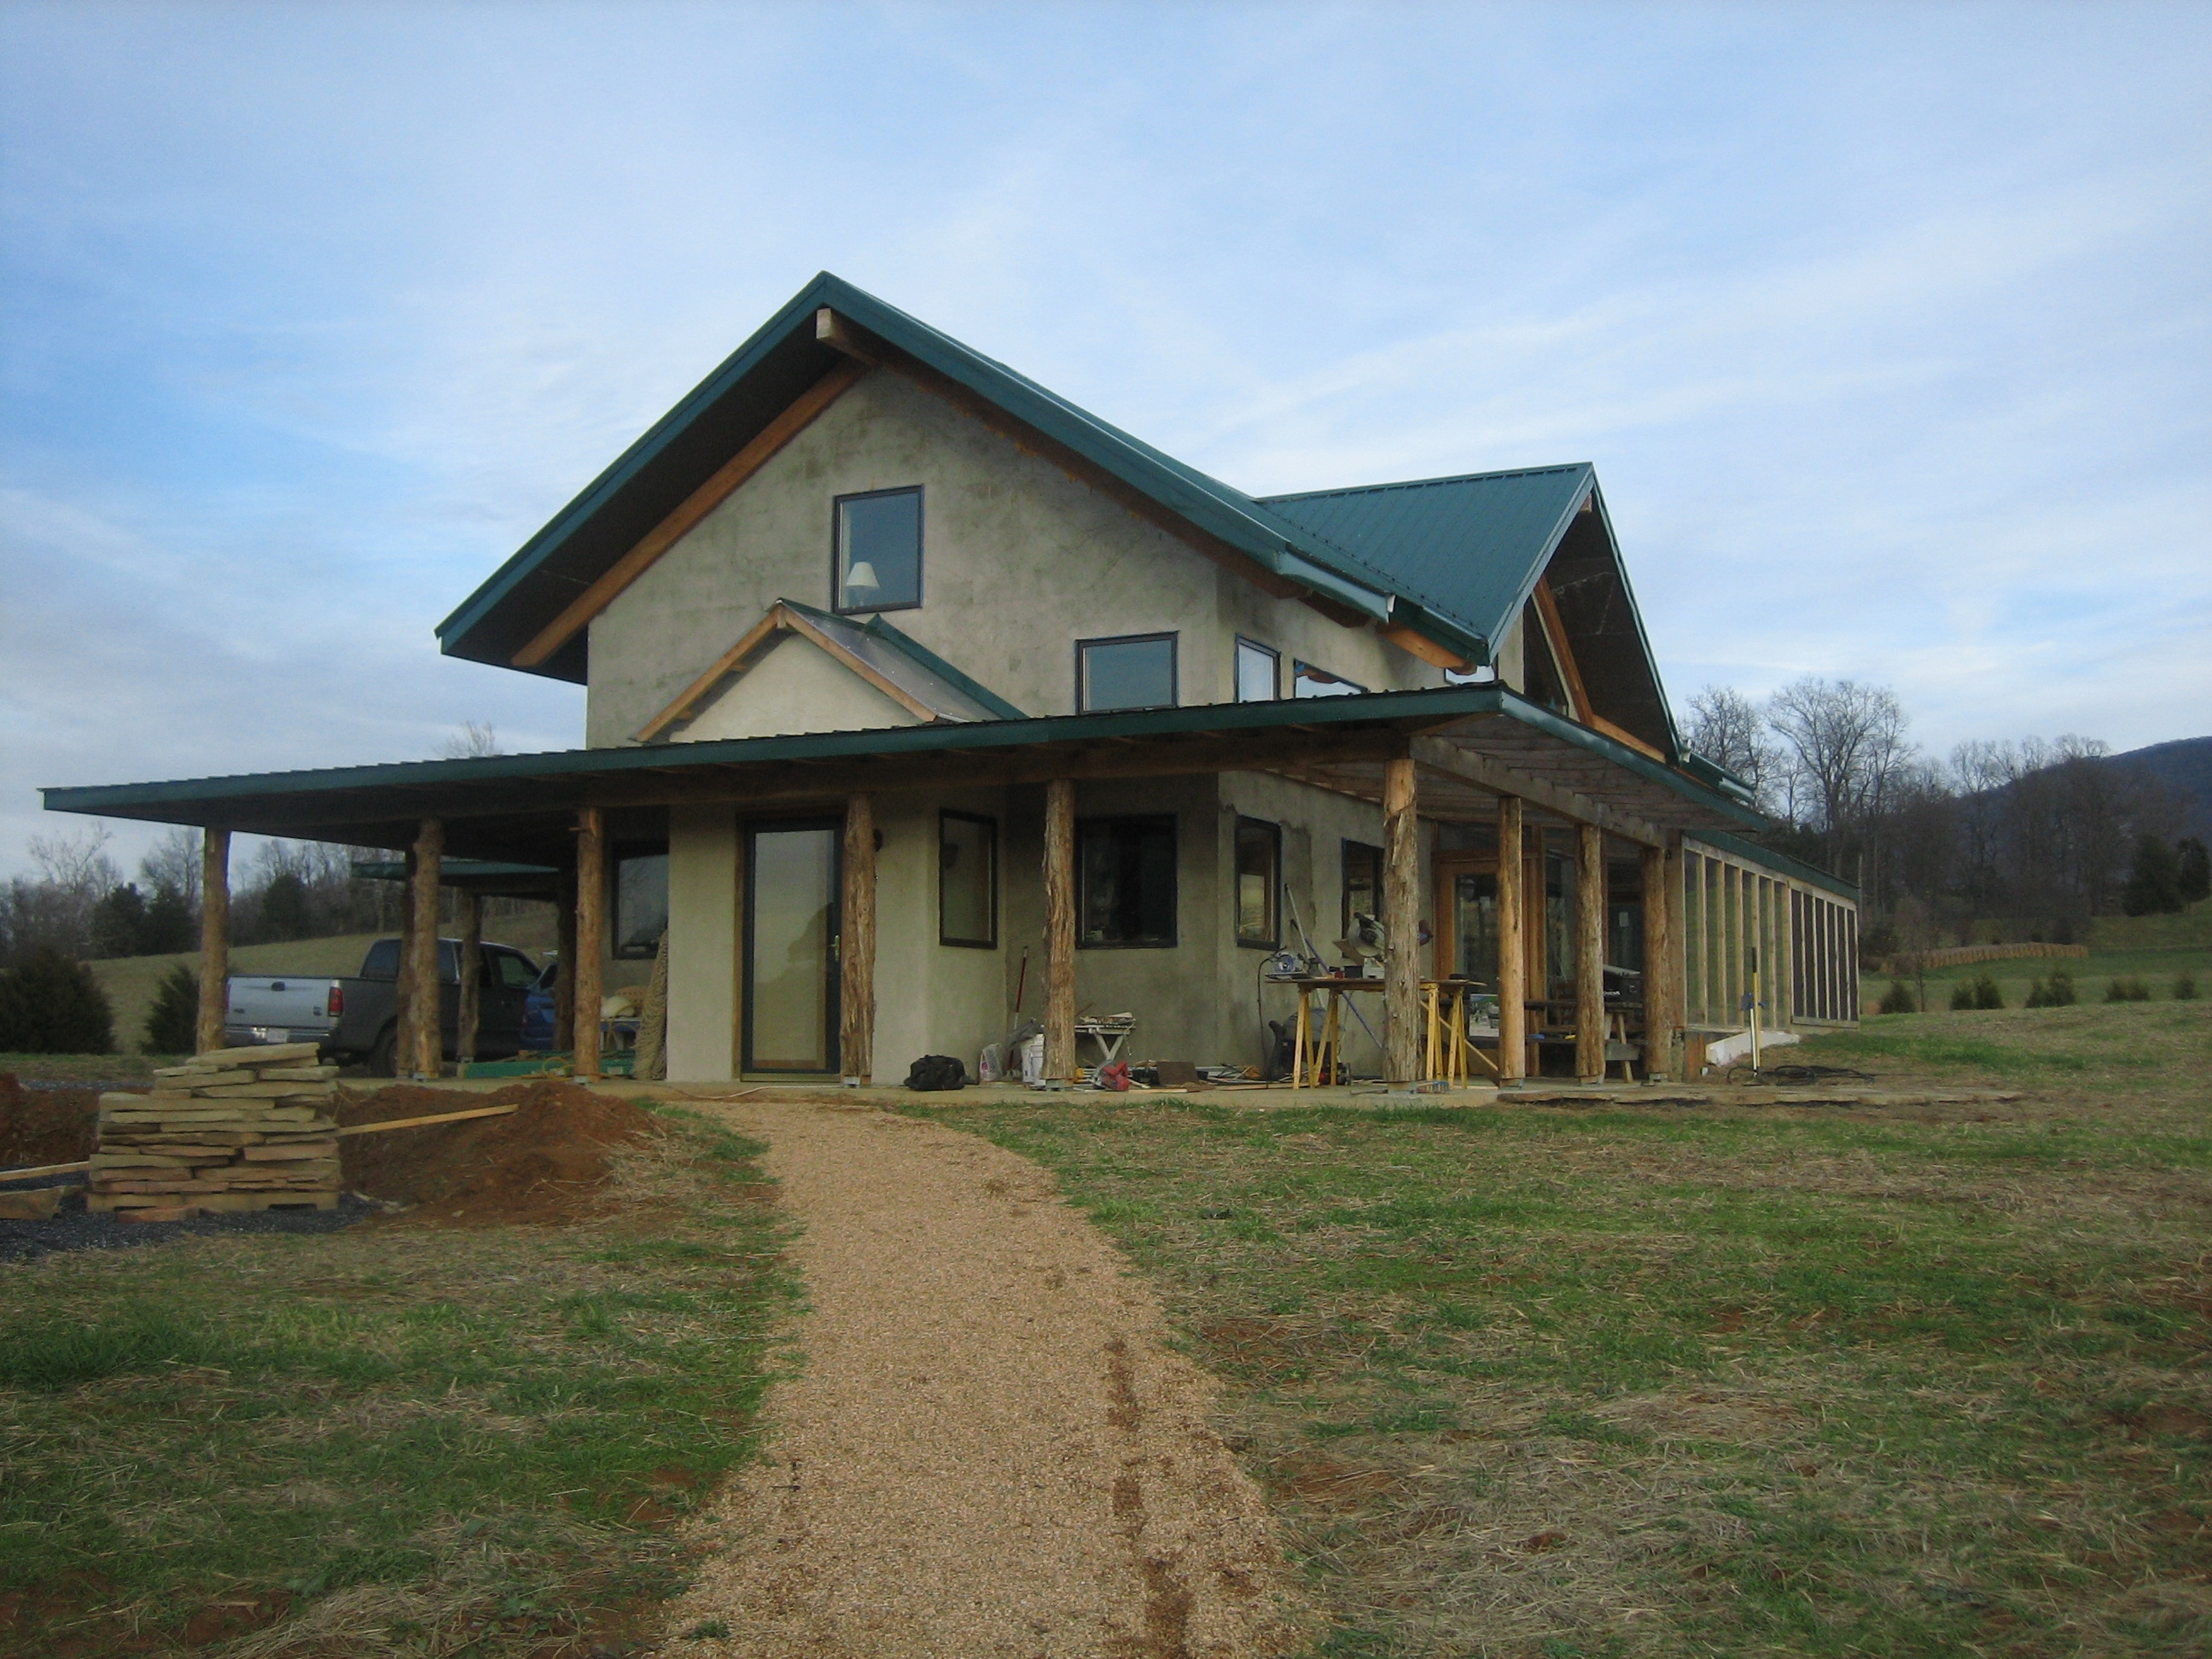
left=1878, top=980, right=1917, bottom=1015
left=143, top=962, right=199, bottom=1054
left=1972, top=973, right=2004, bottom=1010
left=2175, top=973, right=2198, bottom=1001
left=1949, top=981, right=1976, bottom=1010
left=2104, top=976, right=2151, bottom=1004
left=0, top=946, right=114, bottom=1054
left=2047, top=969, right=2076, bottom=1006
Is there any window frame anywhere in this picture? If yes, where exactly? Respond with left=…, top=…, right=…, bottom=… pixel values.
left=1341, top=839, right=1382, bottom=938
left=830, top=485, right=925, bottom=616
left=612, top=843, right=672, bottom=960
left=1294, top=659, right=1366, bottom=699
left=1234, top=636, right=1280, bottom=703
left=1233, top=817, right=1282, bottom=949
left=1076, top=812, right=1179, bottom=949
left=1075, top=631, right=1179, bottom=713
left=936, top=810, right=998, bottom=949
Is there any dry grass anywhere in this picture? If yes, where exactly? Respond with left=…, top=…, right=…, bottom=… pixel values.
left=910, top=999, right=2212, bottom=1656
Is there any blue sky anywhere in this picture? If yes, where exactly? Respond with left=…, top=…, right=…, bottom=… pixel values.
left=3, top=1, right=2207, bottom=877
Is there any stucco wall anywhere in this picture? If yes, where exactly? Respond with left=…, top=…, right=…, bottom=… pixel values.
left=666, top=804, right=739, bottom=1081
left=585, top=367, right=1447, bottom=748
left=678, top=634, right=921, bottom=743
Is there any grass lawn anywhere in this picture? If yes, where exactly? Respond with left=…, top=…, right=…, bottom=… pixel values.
left=0, top=1103, right=790, bottom=1658
left=908, top=1000, right=2212, bottom=1657
left=1863, top=940, right=2209, bottom=1014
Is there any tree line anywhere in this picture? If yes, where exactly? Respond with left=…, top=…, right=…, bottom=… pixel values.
left=1685, top=678, right=2207, bottom=957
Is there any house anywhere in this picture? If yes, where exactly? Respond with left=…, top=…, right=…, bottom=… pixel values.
left=46, top=274, right=1859, bottom=1084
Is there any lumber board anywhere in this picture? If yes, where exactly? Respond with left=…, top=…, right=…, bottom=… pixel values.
left=0, top=1159, right=91, bottom=1181
left=335, top=1103, right=519, bottom=1137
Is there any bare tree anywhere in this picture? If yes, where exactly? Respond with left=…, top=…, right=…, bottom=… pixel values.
left=439, top=721, right=504, bottom=759
left=1766, top=678, right=1916, bottom=847
left=137, top=826, right=202, bottom=910
left=1685, top=684, right=1782, bottom=806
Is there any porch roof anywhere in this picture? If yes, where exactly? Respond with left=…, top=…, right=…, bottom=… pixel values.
left=44, top=685, right=1782, bottom=872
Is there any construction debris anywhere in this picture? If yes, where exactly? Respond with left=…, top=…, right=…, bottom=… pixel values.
left=89, top=1041, right=341, bottom=1214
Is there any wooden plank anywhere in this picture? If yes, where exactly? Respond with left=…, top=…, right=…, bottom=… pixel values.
left=457, top=889, right=483, bottom=1066
left=840, top=792, right=876, bottom=1083
left=1494, top=795, right=1526, bottom=1082
left=1532, top=577, right=1594, bottom=725
left=1379, top=623, right=1473, bottom=672
left=0, top=1159, right=91, bottom=1181
left=1407, top=734, right=1665, bottom=848
left=408, top=818, right=445, bottom=1079
left=1382, top=756, right=1422, bottom=1083
left=1575, top=822, right=1605, bottom=1081
left=196, top=828, right=230, bottom=1055
left=338, top=1103, right=518, bottom=1137
left=1043, top=779, right=1076, bottom=1081
left=574, top=806, right=606, bottom=1080
left=1587, top=713, right=1667, bottom=763
left=512, top=360, right=869, bottom=668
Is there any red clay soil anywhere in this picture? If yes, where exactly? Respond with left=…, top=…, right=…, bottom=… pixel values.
left=337, top=1080, right=661, bottom=1225
left=0, top=1076, right=106, bottom=1168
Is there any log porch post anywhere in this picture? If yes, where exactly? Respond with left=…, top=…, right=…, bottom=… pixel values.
left=195, top=828, right=230, bottom=1055
left=1043, top=778, right=1076, bottom=1082
left=407, top=818, right=445, bottom=1079
left=1494, top=795, right=1526, bottom=1082
left=1641, top=840, right=1676, bottom=1079
left=457, top=889, right=484, bottom=1067
left=1382, top=755, right=1420, bottom=1084
left=840, top=793, right=876, bottom=1084
left=574, top=806, right=605, bottom=1081
left=1575, top=822, right=1605, bottom=1081
left=554, top=866, right=578, bottom=1053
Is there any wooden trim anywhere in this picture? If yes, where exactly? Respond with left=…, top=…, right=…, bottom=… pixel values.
left=633, top=601, right=942, bottom=743
left=1043, top=779, right=1076, bottom=1080
left=512, top=360, right=869, bottom=668
left=1380, top=622, right=1474, bottom=672
left=1495, top=797, right=1526, bottom=1081
left=839, top=793, right=876, bottom=1083
left=1382, top=756, right=1421, bottom=1083
left=1407, top=734, right=1665, bottom=848
left=574, top=807, right=605, bottom=1080
left=195, top=828, right=230, bottom=1056
left=816, top=306, right=879, bottom=363
left=1575, top=823, right=1605, bottom=1081
left=1530, top=577, right=1592, bottom=725
left=407, top=818, right=445, bottom=1078
left=1588, top=713, right=1667, bottom=764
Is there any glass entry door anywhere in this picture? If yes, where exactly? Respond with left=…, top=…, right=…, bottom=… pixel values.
left=744, top=822, right=841, bottom=1074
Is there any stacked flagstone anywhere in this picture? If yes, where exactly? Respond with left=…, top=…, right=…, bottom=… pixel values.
left=89, top=1042, right=342, bottom=1215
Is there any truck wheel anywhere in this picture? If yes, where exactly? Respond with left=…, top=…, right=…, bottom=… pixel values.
left=369, top=1026, right=399, bottom=1078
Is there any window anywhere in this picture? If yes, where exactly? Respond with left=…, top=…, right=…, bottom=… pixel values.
left=489, top=949, right=539, bottom=990
left=834, top=486, right=923, bottom=614
left=615, top=850, right=670, bottom=958
left=1079, top=815, right=1177, bottom=946
left=938, top=812, right=997, bottom=948
left=1234, top=818, right=1280, bottom=947
left=1518, top=599, right=1573, bottom=715
left=1077, top=632, right=1177, bottom=713
left=1235, top=637, right=1279, bottom=702
left=1295, top=660, right=1365, bottom=698
left=1341, top=841, right=1382, bottom=937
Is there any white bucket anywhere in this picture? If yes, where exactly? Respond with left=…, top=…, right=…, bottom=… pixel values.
left=1019, top=1033, right=1045, bottom=1085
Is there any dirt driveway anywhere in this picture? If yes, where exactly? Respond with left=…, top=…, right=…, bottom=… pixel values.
left=668, top=1099, right=1308, bottom=1658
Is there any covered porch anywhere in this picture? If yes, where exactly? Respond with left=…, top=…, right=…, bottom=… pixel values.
left=46, top=684, right=1796, bottom=1086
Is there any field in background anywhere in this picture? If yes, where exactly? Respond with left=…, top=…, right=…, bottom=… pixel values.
left=1860, top=941, right=2208, bottom=1012
left=911, top=1000, right=2212, bottom=1657
left=0, top=1099, right=788, bottom=1658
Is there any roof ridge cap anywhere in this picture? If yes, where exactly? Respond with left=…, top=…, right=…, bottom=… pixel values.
left=1258, top=461, right=1592, bottom=504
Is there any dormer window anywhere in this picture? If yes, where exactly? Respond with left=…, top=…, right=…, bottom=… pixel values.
left=834, top=487, right=923, bottom=614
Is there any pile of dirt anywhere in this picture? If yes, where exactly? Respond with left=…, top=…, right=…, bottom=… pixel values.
left=337, top=1080, right=661, bottom=1225
left=0, top=1076, right=106, bottom=1168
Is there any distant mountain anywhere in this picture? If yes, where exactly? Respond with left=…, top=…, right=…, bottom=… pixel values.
left=2110, top=736, right=2212, bottom=841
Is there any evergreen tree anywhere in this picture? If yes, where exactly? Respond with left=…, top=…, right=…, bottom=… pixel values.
left=89, top=882, right=151, bottom=958
left=143, top=962, right=199, bottom=1054
left=0, top=947, right=114, bottom=1054
left=2121, top=835, right=2183, bottom=917
left=255, top=872, right=315, bottom=942
left=2178, top=837, right=2210, bottom=906
left=142, top=885, right=197, bottom=953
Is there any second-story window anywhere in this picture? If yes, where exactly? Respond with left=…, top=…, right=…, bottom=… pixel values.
left=1235, top=637, right=1279, bottom=702
left=1077, top=632, right=1177, bottom=713
left=834, top=486, right=923, bottom=614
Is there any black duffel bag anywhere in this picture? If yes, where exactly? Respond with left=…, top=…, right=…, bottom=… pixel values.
left=905, top=1053, right=969, bottom=1091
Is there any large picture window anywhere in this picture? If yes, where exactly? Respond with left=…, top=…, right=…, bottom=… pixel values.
left=834, top=486, right=923, bottom=614
left=1078, top=633, right=1177, bottom=713
left=1079, top=815, right=1177, bottom=946
left=938, top=812, right=997, bottom=948
left=1235, top=818, right=1280, bottom=947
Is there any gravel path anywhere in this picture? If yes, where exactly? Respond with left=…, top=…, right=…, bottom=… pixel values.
left=670, top=1100, right=1309, bottom=1658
